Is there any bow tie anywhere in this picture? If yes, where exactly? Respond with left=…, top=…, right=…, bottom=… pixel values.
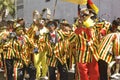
left=18, top=36, right=23, bottom=40
left=50, top=33, right=56, bottom=38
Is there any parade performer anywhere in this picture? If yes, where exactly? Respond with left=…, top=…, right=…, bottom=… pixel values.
left=27, top=10, right=40, bottom=39
left=69, top=8, right=99, bottom=80
left=45, top=20, right=59, bottom=80
left=57, top=19, right=73, bottom=70
left=33, top=19, right=49, bottom=80
left=27, top=10, right=40, bottom=80
left=27, top=10, right=49, bottom=80
left=0, top=21, right=8, bottom=70
left=98, top=19, right=120, bottom=79
left=95, top=19, right=111, bottom=80
left=98, top=32, right=120, bottom=79
left=0, top=21, right=14, bottom=80
left=12, top=23, right=36, bottom=80
left=46, top=20, right=72, bottom=80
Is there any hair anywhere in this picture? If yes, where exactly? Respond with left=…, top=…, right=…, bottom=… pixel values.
left=112, top=19, right=120, bottom=26
left=109, top=18, right=120, bottom=32
left=46, top=21, right=57, bottom=27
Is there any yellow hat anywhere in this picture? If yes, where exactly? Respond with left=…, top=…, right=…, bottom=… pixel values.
left=60, top=19, right=71, bottom=27
left=13, top=23, right=23, bottom=31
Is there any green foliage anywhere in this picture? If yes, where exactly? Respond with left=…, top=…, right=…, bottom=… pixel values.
left=0, top=0, right=15, bottom=18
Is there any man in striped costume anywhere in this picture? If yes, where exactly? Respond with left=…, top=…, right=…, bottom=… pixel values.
left=0, top=21, right=9, bottom=69
left=98, top=33, right=120, bottom=79
left=98, top=19, right=120, bottom=79
left=46, top=20, right=72, bottom=80
left=0, top=21, right=14, bottom=80
left=45, top=21, right=59, bottom=80
left=95, top=19, right=111, bottom=80
left=12, top=23, right=36, bottom=80
left=69, top=9, right=99, bottom=80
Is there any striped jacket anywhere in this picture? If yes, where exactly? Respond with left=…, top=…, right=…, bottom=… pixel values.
left=54, top=30, right=72, bottom=65
left=2, top=39, right=14, bottom=59
left=0, top=30, right=14, bottom=59
left=12, top=35, right=34, bottom=66
left=27, top=23, right=48, bottom=53
left=46, top=31, right=58, bottom=67
left=46, top=29, right=72, bottom=67
left=98, top=33, right=120, bottom=63
left=69, top=27, right=99, bottom=63
left=27, top=23, right=38, bottom=39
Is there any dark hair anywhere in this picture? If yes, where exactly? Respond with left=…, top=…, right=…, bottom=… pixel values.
left=112, top=20, right=120, bottom=26
left=46, top=21, right=57, bottom=27
left=109, top=19, right=120, bottom=32
left=7, top=20, right=14, bottom=25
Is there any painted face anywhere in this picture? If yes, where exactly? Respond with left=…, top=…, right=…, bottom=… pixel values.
left=83, top=16, right=95, bottom=28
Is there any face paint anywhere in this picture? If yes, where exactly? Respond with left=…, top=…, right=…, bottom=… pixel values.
left=83, top=17, right=95, bottom=28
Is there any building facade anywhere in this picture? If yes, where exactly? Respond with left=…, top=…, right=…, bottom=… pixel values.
left=15, top=0, right=120, bottom=26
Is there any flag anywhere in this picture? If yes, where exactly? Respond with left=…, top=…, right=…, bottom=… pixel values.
left=61, top=0, right=87, bottom=5
left=87, top=0, right=99, bottom=14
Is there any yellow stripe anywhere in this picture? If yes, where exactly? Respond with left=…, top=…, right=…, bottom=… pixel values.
left=61, top=0, right=87, bottom=5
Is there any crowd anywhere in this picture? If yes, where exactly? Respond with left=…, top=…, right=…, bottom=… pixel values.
left=0, top=7, right=120, bottom=80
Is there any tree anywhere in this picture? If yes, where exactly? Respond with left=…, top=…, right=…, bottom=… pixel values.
left=0, top=0, right=15, bottom=21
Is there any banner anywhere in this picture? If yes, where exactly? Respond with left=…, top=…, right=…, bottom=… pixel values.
left=62, top=0, right=87, bottom=5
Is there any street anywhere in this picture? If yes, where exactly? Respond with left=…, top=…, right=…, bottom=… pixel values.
left=0, top=72, right=5, bottom=80
left=0, top=70, right=75, bottom=80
